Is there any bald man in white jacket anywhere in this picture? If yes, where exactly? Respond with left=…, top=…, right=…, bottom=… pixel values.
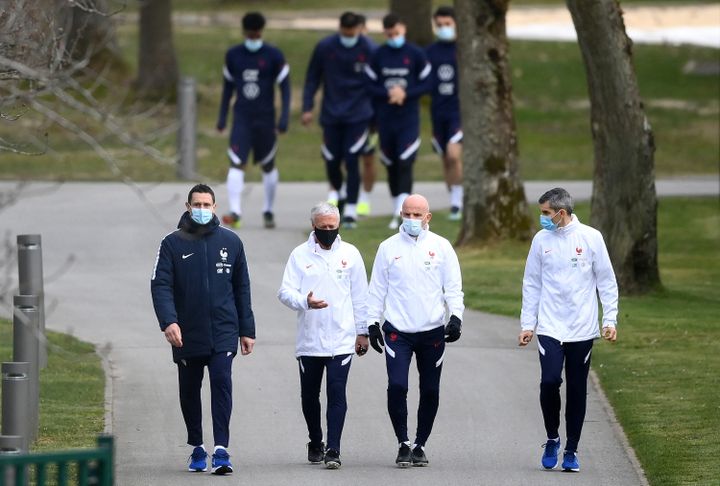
left=519, top=187, right=618, bottom=474
left=278, top=202, right=369, bottom=470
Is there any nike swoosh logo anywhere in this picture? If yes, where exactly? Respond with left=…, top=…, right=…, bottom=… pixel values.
left=544, top=250, right=552, bottom=254
left=394, top=256, right=402, bottom=260
left=182, top=253, right=194, bottom=259
left=306, top=264, right=313, bottom=269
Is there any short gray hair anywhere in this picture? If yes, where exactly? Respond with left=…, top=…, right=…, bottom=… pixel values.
left=538, top=187, right=574, bottom=215
left=310, top=201, right=340, bottom=224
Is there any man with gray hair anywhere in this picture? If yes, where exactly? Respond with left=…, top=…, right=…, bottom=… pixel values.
left=519, top=187, right=619, bottom=473
left=277, top=201, right=369, bottom=469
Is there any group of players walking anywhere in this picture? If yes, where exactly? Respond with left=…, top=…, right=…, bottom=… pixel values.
left=217, top=8, right=464, bottom=231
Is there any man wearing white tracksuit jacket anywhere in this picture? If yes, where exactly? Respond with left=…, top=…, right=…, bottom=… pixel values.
left=277, top=202, right=369, bottom=469
left=367, top=194, right=464, bottom=468
left=519, top=187, right=618, bottom=473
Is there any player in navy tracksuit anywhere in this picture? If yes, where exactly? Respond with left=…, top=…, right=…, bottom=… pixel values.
left=302, top=12, right=376, bottom=228
left=364, top=13, right=432, bottom=229
left=217, top=12, right=290, bottom=230
left=151, top=184, right=255, bottom=475
left=426, top=6, right=464, bottom=220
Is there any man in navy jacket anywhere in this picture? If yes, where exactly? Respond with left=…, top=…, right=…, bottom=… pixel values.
left=302, top=11, right=376, bottom=229
left=151, top=184, right=255, bottom=475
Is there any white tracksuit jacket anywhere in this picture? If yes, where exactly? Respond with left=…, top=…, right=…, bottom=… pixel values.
left=367, top=226, right=464, bottom=333
left=521, top=214, right=618, bottom=343
left=278, top=233, right=368, bottom=357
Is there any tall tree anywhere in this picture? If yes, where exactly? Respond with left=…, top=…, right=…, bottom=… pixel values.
left=454, top=0, right=532, bottom=244
left=566, top=0, right=660, bottom=294
left=135, top=0, right=178, bottom=99
left=390, top=0, right=433, bottom=46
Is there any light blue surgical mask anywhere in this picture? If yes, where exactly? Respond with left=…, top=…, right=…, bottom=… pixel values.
left=436, top=26, right=456, bottom=41
left=340, top=35, right=359, bottom=48
left=191, top=208, right=213, bottom=225
left=539, top=212, right=561, bottom=231
left=387, top=35, right=405, bottom=49
left=402, top=217, right=424, bottom=237
left=244, top=38, right=263, bottom=52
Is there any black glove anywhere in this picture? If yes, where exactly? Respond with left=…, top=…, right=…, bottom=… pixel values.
left=368, top=323, right=385, bottom=353
left=445, top=315, right=462, bottom=343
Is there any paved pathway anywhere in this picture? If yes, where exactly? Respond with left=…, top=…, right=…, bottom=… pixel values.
left=0, top=177, right=716, bottom=485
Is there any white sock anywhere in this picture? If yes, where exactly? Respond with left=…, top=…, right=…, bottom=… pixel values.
left=359, top=189, right=371, bottom=204
left=344, top=203, right=357, bottom=219
left=262, top=168, right=279, bottom=213
left=399, top=441, right=411, bottom=448
left=450, top=184, right=463, bottom=209
left=227, top=167, right=244, bottom=216
left=214, top=445, right=226, bottom=453
left=328, top=189, right=339, bottom=202
left=395, top=193, right=409, bottom=215
left=192, top=444, right=205, bottom=451
left=339, top=182, right=347, bottom=201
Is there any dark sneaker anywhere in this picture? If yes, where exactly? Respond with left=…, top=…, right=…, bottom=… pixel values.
left=342, top=216, right=357, bottom=229
left=411, top=445, right=428, bottom=467
left=307, top=441, right=325, bottom=464
left=541, top=438, right=561, bottom=469
left=187, top=446, right=207, bottom=472
left=562, top=451, right=580, bottom=472
left=221, top=212, right=241, bottom=229
left=263, top=211, right=275, bottom=229
left=396, top=442, right=412, bottom=468
left=211, top=448, right=233, bottom=475
left=324, top=448, right=341, bottom=469
left=448, top=206, right=462, bottom=221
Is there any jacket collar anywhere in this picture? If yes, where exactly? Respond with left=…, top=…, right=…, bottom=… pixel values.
left=399, top=224, right=430, bottom=242
left=555, top=214, right=579, bottom=236
left=178, top=211, right=219, bottom=236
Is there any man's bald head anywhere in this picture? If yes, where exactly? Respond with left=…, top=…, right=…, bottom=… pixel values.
left=400, top=194, right=432, bottom=233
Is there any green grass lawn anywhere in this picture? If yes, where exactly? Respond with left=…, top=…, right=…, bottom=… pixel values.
left=0, top=320, right=105, bottom=451
left=343, top=197, right=720, bottom=486
left=1, top=25, right=717, bottom=182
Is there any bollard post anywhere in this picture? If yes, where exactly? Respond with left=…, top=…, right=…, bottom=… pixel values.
left=17, top=235, right=46, bottom=369
left=177, top=76, right=197, bottom=180
left=1, top=363, right=30, bottom=452
left=0, top=435, right=26, bottom=486
left=12, top=296, right=40, bottom=445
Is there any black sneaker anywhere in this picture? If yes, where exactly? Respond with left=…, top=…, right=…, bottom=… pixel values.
left=342, top=216, right=357, bottom=229
left=324, top=448, right=341, bottom=469
left=307, top=441, right=325, bottom=464
left=263, top=211, right=276, bottom=229
left=411, top=445, right=428, bottom=467
left=396, top=442, right=412, bottom=468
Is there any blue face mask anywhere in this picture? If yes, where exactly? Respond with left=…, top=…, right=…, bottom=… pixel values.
left=191, top=208, right=213, bottom=225
left=436, top=26, right=456, bottom=41
left=401, top=217, right=424, bottom=237
left=244, top=38, right=263, bottom=52
left=539, top=212, right=561, bottom=231
left=340, top=35, right=359, bottom=48
left=387, top=35, right=405, bottom=49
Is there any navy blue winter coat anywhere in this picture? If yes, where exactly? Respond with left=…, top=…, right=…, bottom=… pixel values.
left=151, top=212, right=255, bottom=362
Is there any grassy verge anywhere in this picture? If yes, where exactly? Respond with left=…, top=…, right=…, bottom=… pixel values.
left=0, top=319, right=105, bottom=451
left=343, top=197, right=720, bottom=486
left=1, top=26, right=717, bottom=182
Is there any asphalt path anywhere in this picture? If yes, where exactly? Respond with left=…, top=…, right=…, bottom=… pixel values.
left=1, top=177, right=716, bottom=485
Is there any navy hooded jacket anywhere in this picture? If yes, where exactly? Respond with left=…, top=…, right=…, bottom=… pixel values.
left=151, top=212, right=255, bottom=363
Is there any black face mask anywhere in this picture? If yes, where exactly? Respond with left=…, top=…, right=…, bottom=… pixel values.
left=314, top=227, right=339, bottom=248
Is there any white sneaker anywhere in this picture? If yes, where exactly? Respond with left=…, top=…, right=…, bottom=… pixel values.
left=388, top=217, right=400, bottom=230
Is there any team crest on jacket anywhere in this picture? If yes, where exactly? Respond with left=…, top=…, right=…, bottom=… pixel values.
left=576, top=247, right=583, bottom=255
left=341, top=259, right=347, bottom=268
left=428, top=250, right=435, bottom=259
left=389, top=332, right=398, bottom=342
left=217, top=248, right=231, bottom=274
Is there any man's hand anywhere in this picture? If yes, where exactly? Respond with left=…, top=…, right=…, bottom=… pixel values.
left=518, top=330, right=534, bottom=347
left=301, top=111, right=314, bottom=126
left=164, top=323, right=183, bottom=348
left=388, top=85, right=406, bottom=105
left=445, top=315, right=462, bottom=343
left=368, top=323, right=384, bottom=353
left=602, top=326, right=617, bottom=342
left=355, top=335, right=369, bottom=356
left=240, top=336, right=255, bottom=355
left=307, top=291, right=328, bottom=309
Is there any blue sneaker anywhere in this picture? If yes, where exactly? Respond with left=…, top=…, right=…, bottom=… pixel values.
left=541, top=439, right=561, bottom=469
left=188, top=446, right=207, bottom=472
left=562, top=451, right=580, bottom=472
left=211, top=448, right=233, bottom=475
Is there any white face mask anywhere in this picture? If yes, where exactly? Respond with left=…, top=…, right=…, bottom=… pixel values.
left=244, top=38, right=263, bottom=52
left=436, top=25, right=456, bottom=41
left=340, top=35, right=359, bottom=48
left=401, top=218, right=423, bottom=236
left=191, top=208, right=213, bottom=225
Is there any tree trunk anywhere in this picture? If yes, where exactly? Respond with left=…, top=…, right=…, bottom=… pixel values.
left=454, top=0, right=532, bottom=244
left=566, top=0, right=660, bottom=294
left=135, top=0, right=178, bottom=99
left=60, top=0, right=123, bottom=72
left=390, top=0, right=434, bottom=47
